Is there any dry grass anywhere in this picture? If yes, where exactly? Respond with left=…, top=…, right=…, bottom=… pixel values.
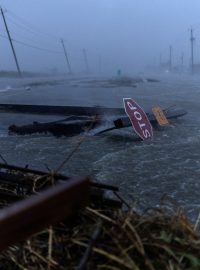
left=0, top=167, right=199, bottom=269
left=0, top=201, right=200, bottom=270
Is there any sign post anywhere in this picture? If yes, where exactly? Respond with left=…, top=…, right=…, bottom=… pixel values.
left=123, top=98, right=153, bottom=140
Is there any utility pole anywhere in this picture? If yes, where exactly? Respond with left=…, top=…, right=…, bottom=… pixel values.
left=190, top=28, right=195, bottom=74
left=61, top=39, right=72, bottom=74
left=1, top=7, right=22, bottom=77
left=169, top=45, right=172, bottom=71
left=181, top=52, right=184, bottom=68
left=83, top=49, right=89, bottom=74
left=159, top=53, right=162, bottom=67
left=98, top=55, right=101, bottom=74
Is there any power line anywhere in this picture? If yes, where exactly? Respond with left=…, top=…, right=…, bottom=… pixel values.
left=6, top=15, right=40, bottom=34
left=11, top=31, right=48, bottom=47
left=5, top=8, right=61, bottom=41
left=6, top=13, right=61, bottom=47
left=0, top=33, right=62, bottom=54
left=13, top=39, right=62, bottom=54
left=0, top=5, right=102, bottom=72
left=5, top=15, right=63, bottom=52
left=4, top=7, right=85, bottom=53
left=2, top=6, right=98, bottom=58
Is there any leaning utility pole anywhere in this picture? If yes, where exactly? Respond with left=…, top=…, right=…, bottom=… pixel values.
left=169, top=45, right=172, bottom=71
left=61, top=39, right=72, bottom=74
left=181, top=52, right=184, bottom=67
left=83, top=49, right=89, bottom=74
left=190, top=28, right=195, bottom=74
left=98, top=55, right=102, bottom=74
left=159, top=53, right=162, bottom=66
left=1, top=7, right=22, bottom=77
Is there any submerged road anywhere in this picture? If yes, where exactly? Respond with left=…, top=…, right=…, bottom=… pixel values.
left=0, top=74, right=199, bottom=222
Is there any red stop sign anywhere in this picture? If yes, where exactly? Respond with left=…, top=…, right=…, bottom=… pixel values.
left=123, top=98, right=153, bottom=140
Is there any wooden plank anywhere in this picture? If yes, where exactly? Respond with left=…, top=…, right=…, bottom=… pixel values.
left=0, top=177, right=89, bottom=252
left=0, top=103, right=124, bottom=116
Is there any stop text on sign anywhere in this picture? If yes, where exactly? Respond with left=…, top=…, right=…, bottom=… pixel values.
left=123, top=98, right=153, bottom=140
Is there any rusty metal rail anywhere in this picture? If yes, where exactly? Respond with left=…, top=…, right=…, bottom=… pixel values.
left=0, top=177, right=89, bottom=253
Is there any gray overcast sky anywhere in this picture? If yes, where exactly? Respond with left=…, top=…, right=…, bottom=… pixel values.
left=0, top=0, right=200, bottom=74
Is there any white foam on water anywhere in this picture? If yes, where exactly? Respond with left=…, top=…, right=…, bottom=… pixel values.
left=0, top=85, right=12, bottom=92
left=0, top=85, right=32, bottom=92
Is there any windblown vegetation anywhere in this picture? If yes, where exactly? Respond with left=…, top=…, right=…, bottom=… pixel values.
left=1, top=202, right=200, bottom=270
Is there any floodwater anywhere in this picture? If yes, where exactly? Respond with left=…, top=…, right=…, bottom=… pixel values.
left=0, top=73, right=200, bottom=222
